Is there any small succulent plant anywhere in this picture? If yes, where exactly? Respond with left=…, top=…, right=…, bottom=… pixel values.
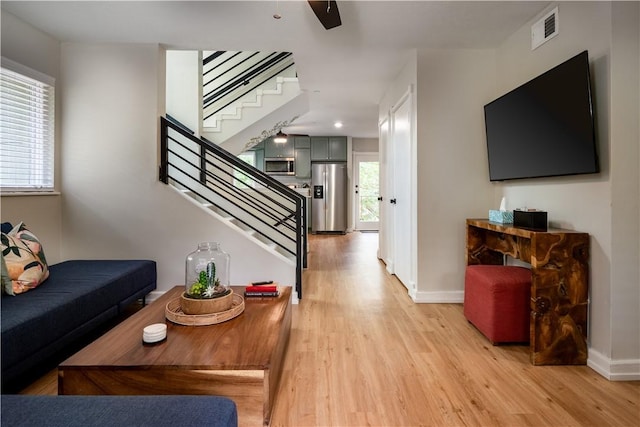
left=188, top=262, right=225, bottom=298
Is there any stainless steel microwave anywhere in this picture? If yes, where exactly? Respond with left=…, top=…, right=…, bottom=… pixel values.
left=265, top=158, right=295, bottom=175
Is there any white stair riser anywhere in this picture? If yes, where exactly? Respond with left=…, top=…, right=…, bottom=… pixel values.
left=204, top=77, right=299, bottom=132
left=169, top=182, right=297, bottom=264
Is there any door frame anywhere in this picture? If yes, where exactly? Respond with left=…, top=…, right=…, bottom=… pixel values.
left=353, top=152, right=380, bottom=231
left=384, top=85, right=417, bottom=298
left=378, top=117, right=389, bottom=262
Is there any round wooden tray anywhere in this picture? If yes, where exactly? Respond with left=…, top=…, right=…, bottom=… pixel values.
left=165, top=293, right=244, bottom=326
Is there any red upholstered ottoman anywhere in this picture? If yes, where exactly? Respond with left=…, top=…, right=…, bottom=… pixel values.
left=463, top=265, right=531, bottom=344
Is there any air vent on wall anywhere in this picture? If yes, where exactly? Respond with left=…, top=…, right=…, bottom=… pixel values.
left=531, top=7, right=559, bottom=50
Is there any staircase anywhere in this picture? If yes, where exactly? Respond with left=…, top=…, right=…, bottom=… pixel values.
left=159, top=117, right=306, bottom=299
left=201, top=51, right=309, bottom=155
left=162, top=50, right=308, bottom=299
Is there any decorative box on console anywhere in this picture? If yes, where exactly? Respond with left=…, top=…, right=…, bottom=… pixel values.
left=513, top=209, right=548, bottom=231
left=489, top=210, right=513, bottom=224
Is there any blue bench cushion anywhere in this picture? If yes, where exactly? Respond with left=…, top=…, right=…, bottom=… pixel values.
left=0, top=395, right=238, bottom=427
left=1, top=260, right=156, bottom=378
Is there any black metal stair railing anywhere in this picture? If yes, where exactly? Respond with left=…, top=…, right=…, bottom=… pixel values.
left=202, top=51, right=295, bottom=122
left=159, top=116, right=306, bottom=299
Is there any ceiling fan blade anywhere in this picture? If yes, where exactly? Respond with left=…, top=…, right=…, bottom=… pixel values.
left=307, top=1, right=342, bottom=30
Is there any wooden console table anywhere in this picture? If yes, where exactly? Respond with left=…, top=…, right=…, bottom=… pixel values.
left=466, top=219, right=589, bottom=365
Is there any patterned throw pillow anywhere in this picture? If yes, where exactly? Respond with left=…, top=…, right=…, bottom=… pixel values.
left=1, top=252, right=10, bottom=295
left=0, top=222, right=49, bottom=295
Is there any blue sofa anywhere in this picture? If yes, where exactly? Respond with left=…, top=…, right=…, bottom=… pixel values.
left=1, top=395, right=238, bottom=427
left=1, top=256, right=157, bottom=390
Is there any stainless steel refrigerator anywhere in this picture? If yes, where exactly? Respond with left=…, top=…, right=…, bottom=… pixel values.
left=312, top=162, right=347, bottom=233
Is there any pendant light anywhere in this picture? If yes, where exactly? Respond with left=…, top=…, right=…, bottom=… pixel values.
left=274, top=131, right=288, bottom=143
left=273, top=0, right=281, bottom=19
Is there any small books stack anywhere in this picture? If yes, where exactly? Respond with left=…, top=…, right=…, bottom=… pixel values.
left=244, top=282, right=279, bottom=297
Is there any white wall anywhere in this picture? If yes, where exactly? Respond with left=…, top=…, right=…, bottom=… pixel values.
left=379, top=53, right=418, bottom=127
left=59, top=43, right=295, bottom=296
left=415, top=49, right=496, bottom=302
left=609, top=1, right=639, bottom=373
left=352, top=137, right=379, bottom=153
left=166, top=50, right=201, bottom=135
left=493, top=2, right=638, bottom=379
left=1, top=10, right=59, bottom=79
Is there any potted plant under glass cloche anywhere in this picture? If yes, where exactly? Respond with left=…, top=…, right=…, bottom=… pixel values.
left=181, top=242, right=233, bottom=315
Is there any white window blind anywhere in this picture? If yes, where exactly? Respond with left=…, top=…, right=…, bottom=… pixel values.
left=0, top=59, right=55, bottom=190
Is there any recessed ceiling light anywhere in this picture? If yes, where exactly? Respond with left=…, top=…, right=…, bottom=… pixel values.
left=334, top=121, right=343, bottom=128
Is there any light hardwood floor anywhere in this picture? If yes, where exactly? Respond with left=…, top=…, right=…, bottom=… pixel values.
left=270, top=232, right=639, bottom=426
left=22, top=232, right=639, bottom=426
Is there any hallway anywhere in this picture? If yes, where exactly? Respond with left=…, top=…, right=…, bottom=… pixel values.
left=271, top=232, right=639, bottom=426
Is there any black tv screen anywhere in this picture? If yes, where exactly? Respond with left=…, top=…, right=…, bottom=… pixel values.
left=484, top=50, right=598, bottom=181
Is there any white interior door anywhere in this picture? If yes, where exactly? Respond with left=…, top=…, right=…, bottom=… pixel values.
left=383, top=117, right=395, bottom=271
left=391, top=92, right=412, bottom=290
left=378, top=118, right=389, bottom=262
left=354, top=153, right=380, bottom=231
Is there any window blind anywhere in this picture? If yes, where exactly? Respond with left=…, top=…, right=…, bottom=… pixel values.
left=0, top=62, right=55, bottom=190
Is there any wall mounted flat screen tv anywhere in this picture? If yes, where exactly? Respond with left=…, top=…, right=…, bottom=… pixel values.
left=484, top=50, right=599, bottom=181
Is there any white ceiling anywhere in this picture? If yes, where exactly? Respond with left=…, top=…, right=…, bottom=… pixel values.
left=2, top=1, right=548, bottom=138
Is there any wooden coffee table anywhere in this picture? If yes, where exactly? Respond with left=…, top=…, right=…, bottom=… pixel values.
left=58, top=285, right=292, bottom=427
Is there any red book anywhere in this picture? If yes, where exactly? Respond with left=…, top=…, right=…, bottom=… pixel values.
left=245, top=285, right=277, bottom=293
left=244, top=291, right=279, bottom=298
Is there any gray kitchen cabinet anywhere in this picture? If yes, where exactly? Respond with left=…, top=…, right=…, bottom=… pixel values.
left=264, top=137, right=294, bottom=158
left=311, top=136, right=347, bottom=161
left=295, top=147, right=311, bottom=178
left=294, top=136, right=311, bottom=178
left=310, top=137, right=329, bottom=161
left=328, top=136, right=347, bottom=161
left=294, top=136, right=310, bottom=149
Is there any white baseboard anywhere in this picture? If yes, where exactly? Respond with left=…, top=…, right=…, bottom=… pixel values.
left=385, top=259, right=394, bottom=275
left=412, top=290, right=464, bottom=303
left=146, top=290, right=165, bottom=304
left=587, top=348, right=640, bottom=381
